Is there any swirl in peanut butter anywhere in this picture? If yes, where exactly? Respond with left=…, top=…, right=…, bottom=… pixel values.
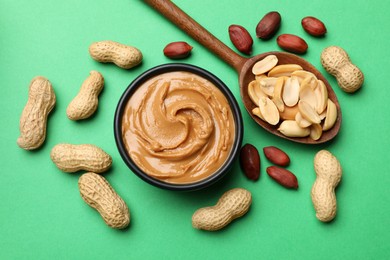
left=122, top=72, right=235, bottom=184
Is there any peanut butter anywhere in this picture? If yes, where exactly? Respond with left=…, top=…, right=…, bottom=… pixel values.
left=122, top=71, right=235, bottom=184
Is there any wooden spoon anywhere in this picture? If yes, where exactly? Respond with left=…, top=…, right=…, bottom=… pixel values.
left=143, top=0, right=341, bottom=144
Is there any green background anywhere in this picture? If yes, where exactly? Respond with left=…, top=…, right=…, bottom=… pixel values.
left=1, top=0, right=389, bottom=259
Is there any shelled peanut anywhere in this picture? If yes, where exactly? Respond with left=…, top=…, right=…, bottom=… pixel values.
left=248, top=55, right=337, bottom=140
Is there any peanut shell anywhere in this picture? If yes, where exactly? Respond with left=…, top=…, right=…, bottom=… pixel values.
left=17, top=76, right=56, bottom=150
left=51, top=143, right=112, bottom=173
left=192, top=188, right=252, bottom=231
left=79, top=172, right=130, bottom=229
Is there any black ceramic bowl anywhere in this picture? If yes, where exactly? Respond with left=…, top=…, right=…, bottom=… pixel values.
left=114, top=63, right=243, bottom=191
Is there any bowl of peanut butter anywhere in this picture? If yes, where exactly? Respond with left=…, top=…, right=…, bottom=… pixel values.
left=114, top=63, right=243, bottom=191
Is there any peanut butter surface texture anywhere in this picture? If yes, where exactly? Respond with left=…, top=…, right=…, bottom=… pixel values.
left=122, top=72, right=235, bottom=184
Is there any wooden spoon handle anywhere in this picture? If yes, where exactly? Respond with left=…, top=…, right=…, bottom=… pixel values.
left=144, top=0, right=246, bottom=72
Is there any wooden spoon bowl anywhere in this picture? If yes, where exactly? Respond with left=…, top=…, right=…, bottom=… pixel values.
left=144, top=0, right=341, bottom=144
left=239, top=52, right=341, bottom=144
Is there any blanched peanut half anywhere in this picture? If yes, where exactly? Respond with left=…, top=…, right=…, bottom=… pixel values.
left=291, top=70, right=317, bottom=84
left=298, top=100, right=321, bottom=124
left=310, top=124, right=323, bottom=140
left=252, top=107, right=265, bottom=121
left=248, top=81, right=258, bottom=104
left=252, top=55, right=278, bottom=75
left=278, top=120, right=310, bottom=137
left=319, top=110, right=327, bottom=120
left=295, top=112, right=312, bottom=128
left=272, top=77, right=285, bottom=112
left=299, top=77, right=318, bottom=110
left=315, top=80, right=328, bottom=114
left=280, top=105, right=299, bottom=120
left=260, top=77, right=277, bottom=97
left=301, top=75, right=318, bottom=90
left=255, top=74, right=267, bottom=83
left=268, top=64, right=303, bottom=77
left=259, top=97, right=280, bottom=125
left=282, top=76, right=300, bottom=107
left=323, top=99, right=337, bottom=131
left=248, top=80, right=266, bottom=105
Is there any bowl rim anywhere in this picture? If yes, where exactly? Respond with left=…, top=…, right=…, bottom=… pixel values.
left=114, top=63, right=243, bottom=191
